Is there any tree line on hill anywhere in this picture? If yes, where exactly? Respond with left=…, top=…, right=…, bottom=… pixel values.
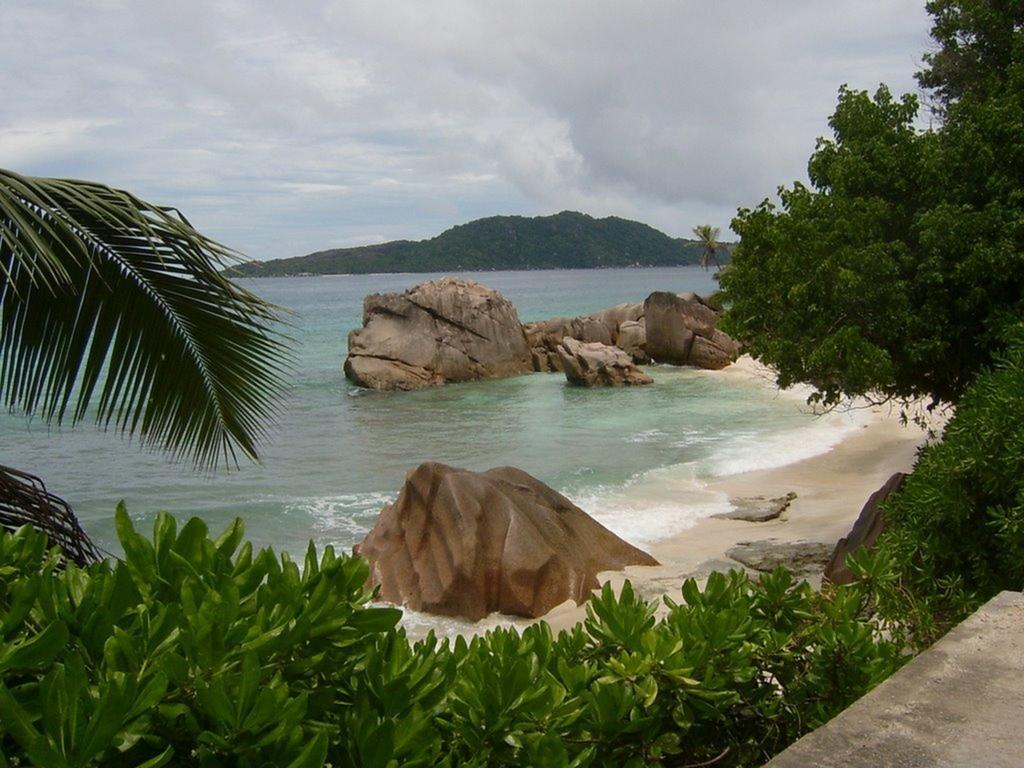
left=225, top=211, right=730, bottom=277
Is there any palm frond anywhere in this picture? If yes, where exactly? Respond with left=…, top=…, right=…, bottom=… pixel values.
left=0, top=168, right=291, bottom=469
left=691, top=224, right=720, bottom=245
left=0, top=464, right=102, bottom=565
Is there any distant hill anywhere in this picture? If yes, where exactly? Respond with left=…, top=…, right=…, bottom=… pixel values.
left=225, top=211, right=731, bottom=277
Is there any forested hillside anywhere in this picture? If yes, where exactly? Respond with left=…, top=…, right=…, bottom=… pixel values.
left=227, top=211, right=726, bottom=276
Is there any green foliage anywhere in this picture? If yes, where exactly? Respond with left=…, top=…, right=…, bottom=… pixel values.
left=0, top=169, right=289, bottom=468
left=720, top=3, right=1024, bottom=409
left=227, top=212, right=728, bottom=277
left=852, top=331, right=1024, bottom=648
left=0, top=513, right=901, bottom=767
left=917, top=0, right=1024, bottom=109
left=717, top=0, right=1024, bottom=654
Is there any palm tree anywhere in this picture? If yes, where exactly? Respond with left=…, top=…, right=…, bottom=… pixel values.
left=692, top=224, right=721, bottom=271
left=1, top=168, right=289, bottom=557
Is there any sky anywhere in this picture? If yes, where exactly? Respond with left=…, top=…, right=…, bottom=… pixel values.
left=1, top=1, right=934, bottom=260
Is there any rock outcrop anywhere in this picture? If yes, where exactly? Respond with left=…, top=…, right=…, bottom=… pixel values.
left=524, top=302, right=645, bottom=371
left=345, top=280, right=740, bottom=389
left=357, top=462, right=658, bottom=620
left=643, top=292, right=740, bottom=369
left=344, top=278, right=533, bottom=390
left=557, top=337, right=654, bottom=387
left=525, top=292, right=738, bottom=373
left=824, top=472, right=907, bottom=585
left=616, top=320, right=647, bottom=363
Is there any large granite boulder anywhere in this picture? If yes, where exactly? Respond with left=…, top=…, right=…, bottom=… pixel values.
left=344, top=278, right=533, bottom=390
left=357, top=462, right=658, bottom=620
left=524, top=302, right=643, bottom=371
left=824, top=472, right=908, bottom=585
left=557, top=337, right=653, bottom=387
left=643, top=292, right=740, bottom=369
left=616, top=320, right=648, bottom=363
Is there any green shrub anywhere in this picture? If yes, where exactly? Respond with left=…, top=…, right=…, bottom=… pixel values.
left=853, top=331, right=1024, bottom=648
left=0, top=508, right=903, bottom=767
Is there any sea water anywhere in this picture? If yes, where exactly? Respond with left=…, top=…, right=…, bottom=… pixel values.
left=0, top=267, right=867, bottom=558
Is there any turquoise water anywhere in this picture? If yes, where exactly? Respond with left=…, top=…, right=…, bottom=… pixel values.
left=0, top=267, right=860, bottom=555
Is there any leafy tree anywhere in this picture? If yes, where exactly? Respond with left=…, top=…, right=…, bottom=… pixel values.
left=917, top=0, right=1024, bottom=111
left=691, top=224, right=722, bottom=271
left=719, top=0, right=1024, bottom=654
left=720, top=30, right=1024, bottom=408
left=852, top=329, right=1024, bottom=647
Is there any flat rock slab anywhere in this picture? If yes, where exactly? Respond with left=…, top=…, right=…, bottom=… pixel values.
left=713, top=492, right=796, bottom=522
left=766, top=591, right=1024, bottom=768
left=726, top=539, right=831, bottom=576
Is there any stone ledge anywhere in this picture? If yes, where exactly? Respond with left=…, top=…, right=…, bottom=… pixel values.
left=765, top=591, right=1024, bottom=768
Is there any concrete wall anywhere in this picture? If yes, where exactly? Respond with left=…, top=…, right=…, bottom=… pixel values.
left=766, top=591, right=1024, bottom=768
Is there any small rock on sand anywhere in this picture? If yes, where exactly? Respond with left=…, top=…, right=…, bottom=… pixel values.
left=713, top=491, right=797, bottom=522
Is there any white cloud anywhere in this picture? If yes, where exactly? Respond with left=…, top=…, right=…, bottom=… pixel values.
left=0, top=0, right=933, bottom=258
left=0, top=118, right=118, bottom=165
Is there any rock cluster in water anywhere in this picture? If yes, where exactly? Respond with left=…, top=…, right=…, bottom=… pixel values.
left=344, top=277, right=740, bottom=390
left=356, top=462, right=658, bottom=620
left=557, top=337, right=653, bottom=387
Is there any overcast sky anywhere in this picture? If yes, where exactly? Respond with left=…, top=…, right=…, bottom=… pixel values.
left=1, top=1, right=933, bottom=260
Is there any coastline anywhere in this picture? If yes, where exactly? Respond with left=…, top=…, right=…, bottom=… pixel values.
left=538, top=402, right=931, bottom=633
left=401, top=360, right=935, bottom=639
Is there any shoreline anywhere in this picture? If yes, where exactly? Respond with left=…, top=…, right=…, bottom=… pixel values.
left=538, top=405, right=930, bottom=634
left=401, top=364, right=934, bottom=639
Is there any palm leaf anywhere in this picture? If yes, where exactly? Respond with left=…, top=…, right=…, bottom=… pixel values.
left=0, top=168, right=290, bottom=468
left=0, top=464, right=102, bottom=565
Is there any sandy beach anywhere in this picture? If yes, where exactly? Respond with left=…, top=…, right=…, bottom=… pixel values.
left=537, top=405, right=931, bottom=633
left=399, top=359, right=937, bottom=639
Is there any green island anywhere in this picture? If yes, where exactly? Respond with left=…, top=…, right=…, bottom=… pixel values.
left=224, top=211, right=727, bottom=277
left=2, top=1, right=1023, bottom=766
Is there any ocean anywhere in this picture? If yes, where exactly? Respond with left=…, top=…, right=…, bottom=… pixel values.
left=0, top=266, right=867, bottom=559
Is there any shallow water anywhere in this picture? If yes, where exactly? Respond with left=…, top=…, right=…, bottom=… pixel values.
left=0, top=267, right=861, bottom=558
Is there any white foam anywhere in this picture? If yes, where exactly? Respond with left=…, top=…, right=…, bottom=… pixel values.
left=564, top=464, right=730, bottom=548
left=285, top=491, right=395, bottom=538
left=701, top=409, right=874, bottom=477
left=625, top=428, right=669, bottom=444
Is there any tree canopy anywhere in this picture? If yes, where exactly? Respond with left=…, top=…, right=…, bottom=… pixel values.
left=719, top=0, right=1024, bottom=408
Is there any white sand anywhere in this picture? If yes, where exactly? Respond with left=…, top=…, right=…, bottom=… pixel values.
left=538, top=362, right=936, bottom=633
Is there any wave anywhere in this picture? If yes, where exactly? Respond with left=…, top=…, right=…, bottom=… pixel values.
left=701, top=409, right=874, bottom=477
left=625, top=428, right=669, bottom=444
left=284, top=491, right=395, bottom=539
left=563, top=464, right=730, bottom=547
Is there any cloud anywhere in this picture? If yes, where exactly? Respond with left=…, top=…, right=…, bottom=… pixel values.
left=0, top=118, right=118, bottom=165
left=0, top=0, right=932, bottom=258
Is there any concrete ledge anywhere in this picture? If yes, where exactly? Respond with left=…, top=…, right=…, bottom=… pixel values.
left=765, top=591, right=1024, bottom=768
